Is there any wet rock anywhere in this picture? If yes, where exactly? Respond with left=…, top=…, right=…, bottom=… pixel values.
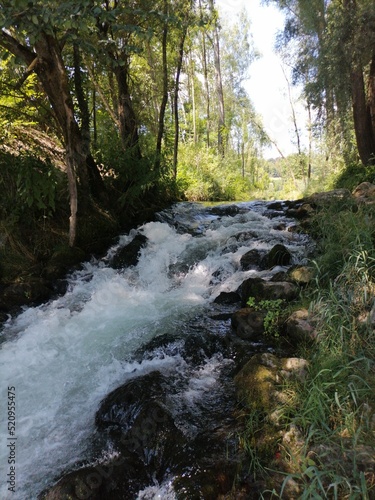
left=119, top=400, right=186, bottom=475
left=270, top=271, right=289, bottom=282
left=214, top=291, right=241, bottom=304
left=173, top=428, right=241, bottom=499
left=286, top=203, right=315, bottom=219
left=240, top=249, right=265, bottom=270
left=39, top=456, right=148, bottom=500
left=284, top=309, right=316, bottom=343
left=265, top=210, right=285, bottom=219
left=234, top=230, right=259, bottom=242
left=111, top=234, right=147, bottom=269
left=238, top=277, right=299, bottom=306
left=96, top=371, right=168, bottom=433
left=267, top=201, right=285, bottom=211
left=231, top=308, right=266, bottom=340
left=42, top=245, right=86, bottom=280
left=208, top=205, right=241, bottom=217
left=183, top=331, right=229, bottom=364
left=262, top=244, right=292, bottom=268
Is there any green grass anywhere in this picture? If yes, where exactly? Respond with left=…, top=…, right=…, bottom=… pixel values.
left=241, top=201, right=375, bottom=498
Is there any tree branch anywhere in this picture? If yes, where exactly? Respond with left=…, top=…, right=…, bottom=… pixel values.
left=0, top=30, right=36, bottom=66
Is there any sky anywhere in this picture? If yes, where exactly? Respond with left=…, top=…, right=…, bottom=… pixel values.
left=217, top=0, right=307, bottom=158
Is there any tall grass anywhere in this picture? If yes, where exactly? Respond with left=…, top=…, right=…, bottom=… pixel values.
left=278, top=203, right=375, bottom=497
left=239, top=203, right=375, bottom=498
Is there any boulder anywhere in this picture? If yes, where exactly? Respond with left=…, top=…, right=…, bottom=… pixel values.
left=305, top=188, right=351, bottom=206
left=214, top=291, right=241, bottom=304
left=110, top=234, right=147, bottom=269
left=238, top=277, right=299, bottom=306
left=39, top=456, right=147, bottom=500
left=286, top=203, right=315, bottom=219
left=208, top=205, right=241, bottom=217
left=0, top=279, right=53, bottom=311
left=284, top=309, right=316, bottom=343
left=231, top=308, right=267, bottom=340
left=240, top=249, right=265, bottom=270
left=352, top=182, right=375, bottom=203
left=96, top=371, right=168, bottom=433
left=262, top=244, right=292, bottom=268
left=234, top=353, right=308, bottom=412
left=287, top=265, right=314, bottom=286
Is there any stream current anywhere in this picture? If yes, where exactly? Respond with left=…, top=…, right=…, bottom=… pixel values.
left=0, top=201, right=312, bottom=499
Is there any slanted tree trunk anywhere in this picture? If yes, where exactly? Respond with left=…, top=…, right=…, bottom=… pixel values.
left=0, top=30, right=94, bottom=246
left=368, top=52, right=375, bottom=156
left=343, top=0, right=375, bottom=166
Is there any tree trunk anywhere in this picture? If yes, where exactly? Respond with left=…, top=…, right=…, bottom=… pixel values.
left=368, top=51, right=375, bottom=156
left=173, top=28, right=187, bottom=178
left=208, top=0, right=226, bottom=156
left=155, top=0, right=169, bottom=172
left=343, top=0, right=375, bottom=165
left=113, top=59, right=141, bottom=156
left=73, top=44, right=106, bottom=200
left=199, top=0, right=211, bottom=147
left=350, top=62, right=375, bottom=165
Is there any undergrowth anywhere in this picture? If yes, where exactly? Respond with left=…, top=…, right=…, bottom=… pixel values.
left=280, top=203, right=375, bottom=497
left=241, top=202, right=375, bottom=498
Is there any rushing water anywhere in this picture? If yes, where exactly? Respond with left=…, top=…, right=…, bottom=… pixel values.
left=0, top=201, right=312, bottom=499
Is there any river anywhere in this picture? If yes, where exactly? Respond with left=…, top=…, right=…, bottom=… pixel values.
left=0, top=201, right=312, bottom=499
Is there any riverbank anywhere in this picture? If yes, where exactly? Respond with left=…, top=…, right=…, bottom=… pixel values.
left=230, top=183, right=375, bottom=498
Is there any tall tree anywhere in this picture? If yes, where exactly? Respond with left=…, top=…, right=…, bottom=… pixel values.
left=270, top=0, right=375, bottom=165
left=0, top=1, right=105, bottom=246
left=208, top=0, right=226, bottom=156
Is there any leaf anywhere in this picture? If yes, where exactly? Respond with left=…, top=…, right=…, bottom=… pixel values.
left=32, top=15, right=39, bottom=25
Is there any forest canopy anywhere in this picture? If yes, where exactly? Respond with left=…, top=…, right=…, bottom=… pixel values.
left=0, top=0, right=374, bottom=249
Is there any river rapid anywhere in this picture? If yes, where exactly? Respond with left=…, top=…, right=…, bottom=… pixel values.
left=0, top=201, right=312, bottom=499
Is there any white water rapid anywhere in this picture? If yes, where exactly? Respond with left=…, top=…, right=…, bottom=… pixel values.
left=0, top=201, right=311, bottom=499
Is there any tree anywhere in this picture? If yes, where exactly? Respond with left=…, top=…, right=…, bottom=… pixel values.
left=270, top=0, right=375, bottom=166
left=207, top=0, right=226, bottom=156
left=0, top=1, right=105, bottom=246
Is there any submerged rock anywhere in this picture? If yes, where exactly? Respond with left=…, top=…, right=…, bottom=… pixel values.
left=110, top=233, right=147, bottom=269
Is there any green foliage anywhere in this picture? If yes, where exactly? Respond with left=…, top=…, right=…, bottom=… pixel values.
left=247, top=296, right=286, bottom=337
left=0, top=152, right=61, bottom=218
left=334, top=163, right=375, bottom=191
left=177, top=143, right=256, bottom=201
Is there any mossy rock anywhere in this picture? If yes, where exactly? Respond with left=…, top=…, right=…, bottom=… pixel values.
left=234, top=353, right=308, bottom=412
left=234, top=353, right=279, bottom=411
